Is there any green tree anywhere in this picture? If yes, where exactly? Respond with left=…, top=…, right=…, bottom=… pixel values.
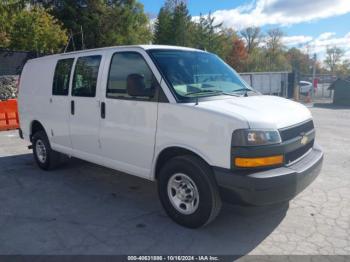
left=0, top=2, right=68, bottom=53
left=192, top=12, right=229, bottom=57
left=164, top=0, right=186, bottom=11
left=153, top=7, right=173, bottom=45
left=0, top=0, right=28, bottom=48
left=154, top=0, right=192, bottom=46
left=336, top=60, right=350, bottom=77
left=154, top=1, right=232, bottom=59
left=49, top=0, right=152, bottom=50
left=324, top=46, right=345, bottom=73
left=265, top=28, right=289, bottom=71
left=0, top=3, right=12, bottom=47
left=266, top=28, right=284, bottom=52
left=171, top=2, right=192, bottom=46
left=246, top=48, right=266, bottom=72
left=100, top=0, right=152, bottom=46
left=286, top=47, right=312, bottom=74
left=240, top=27, right=261, bottom=54
left=10, top=6, right=68, bottom=53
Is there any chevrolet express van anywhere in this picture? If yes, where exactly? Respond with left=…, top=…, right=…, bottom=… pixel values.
left=18, top=45, right=323, bottom=228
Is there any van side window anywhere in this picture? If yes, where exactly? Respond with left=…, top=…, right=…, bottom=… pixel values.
left=107, top=52, right=157, bottom=100
left=72, top=55, right=101, bottom=97
left=52, top=58, right=74, bottom=96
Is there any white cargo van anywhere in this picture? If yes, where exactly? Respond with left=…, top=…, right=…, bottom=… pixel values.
left=18, top=45, right=323, bottom=228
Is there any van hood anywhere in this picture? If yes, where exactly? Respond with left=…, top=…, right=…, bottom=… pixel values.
left=197, top=95, right=312, bottom=129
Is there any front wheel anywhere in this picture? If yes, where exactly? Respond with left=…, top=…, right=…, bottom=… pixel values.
left=158, top=155, right=222, bottom=228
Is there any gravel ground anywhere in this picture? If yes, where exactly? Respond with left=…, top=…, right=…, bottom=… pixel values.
left=0, top=76, right=18, bottom=100
left=0, top=105, right=349, bottom=255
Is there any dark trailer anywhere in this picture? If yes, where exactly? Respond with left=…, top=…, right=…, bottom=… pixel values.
left=329, top=78, right=350, bottom=106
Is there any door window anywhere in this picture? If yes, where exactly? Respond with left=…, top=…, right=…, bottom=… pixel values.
left=107, top=52, right=157, bottom=100
left=52, top=58, right=74, bottom=96
left=72, top=55, right=101, bottom=97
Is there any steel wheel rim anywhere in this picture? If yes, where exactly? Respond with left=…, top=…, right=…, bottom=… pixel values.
left=167, top=173, right=199, bottom=215
left=35, top=139, right=47, bottom=163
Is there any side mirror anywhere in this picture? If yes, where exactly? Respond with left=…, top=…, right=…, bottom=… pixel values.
left=126, top=74, right=154, bottom=97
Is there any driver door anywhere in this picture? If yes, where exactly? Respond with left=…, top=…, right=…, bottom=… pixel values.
left=99, top=51, right=159, bottom=178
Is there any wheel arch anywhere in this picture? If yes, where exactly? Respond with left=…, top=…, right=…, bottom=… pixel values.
left=152, top=146, right=212, bottom=180
left=30, top=120, right=47, bottom=142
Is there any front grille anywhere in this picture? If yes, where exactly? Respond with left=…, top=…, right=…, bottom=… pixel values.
left=285, top=139, right=314, bottom=164
left=279, top=120, right=314, bottom=142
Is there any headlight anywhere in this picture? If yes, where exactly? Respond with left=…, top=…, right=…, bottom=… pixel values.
left=232, top=129, right=281, bottom=146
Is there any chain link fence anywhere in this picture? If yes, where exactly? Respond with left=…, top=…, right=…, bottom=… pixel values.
left=240, top=71, right=290, bottom=97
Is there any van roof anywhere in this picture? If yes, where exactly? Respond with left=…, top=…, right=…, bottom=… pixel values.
left=27, top=45, right=204, bottom=62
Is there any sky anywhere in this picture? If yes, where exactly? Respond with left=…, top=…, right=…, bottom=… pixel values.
left=140, top=0, right=350, bottom=61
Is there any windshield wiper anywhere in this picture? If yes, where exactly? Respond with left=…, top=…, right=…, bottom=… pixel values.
left=230, top=88, right=257, bottom=97
left=186, top=89, right=243, bottom=98
left=185, top=90, right=224, bottom=96
left=231, top=88, right=252, bottom=93
left=221, top=92, right=241, bottom=97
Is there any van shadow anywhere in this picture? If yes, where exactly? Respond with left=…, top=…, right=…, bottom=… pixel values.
left=0, top=153, right=288, bottom=255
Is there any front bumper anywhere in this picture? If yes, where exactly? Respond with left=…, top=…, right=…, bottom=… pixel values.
left=214, top=143, right=323, bottom=206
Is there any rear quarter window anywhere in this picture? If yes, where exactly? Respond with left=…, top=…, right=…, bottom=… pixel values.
left=52, top=58, right=74, bottom=96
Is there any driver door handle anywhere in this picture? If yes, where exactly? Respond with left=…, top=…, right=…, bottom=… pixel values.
left=101, top=102, right=106, bottom=119
left=71, top=100, right=75, bottom=115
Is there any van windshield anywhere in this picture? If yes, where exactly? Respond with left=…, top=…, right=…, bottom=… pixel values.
left=148, top=49, right=253, bottom=101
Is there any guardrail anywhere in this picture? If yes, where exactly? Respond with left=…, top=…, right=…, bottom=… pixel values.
left=0, top=99, right=19, bottom=131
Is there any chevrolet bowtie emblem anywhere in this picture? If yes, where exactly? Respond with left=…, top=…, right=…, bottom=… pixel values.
left=301, top=135, right=308, bottom=145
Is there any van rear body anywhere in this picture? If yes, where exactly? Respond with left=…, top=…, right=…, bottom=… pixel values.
left=18, top=45, right=323, bottom=228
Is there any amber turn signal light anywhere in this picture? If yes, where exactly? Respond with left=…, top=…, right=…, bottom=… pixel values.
left=235, top=155, right=284, bottom=168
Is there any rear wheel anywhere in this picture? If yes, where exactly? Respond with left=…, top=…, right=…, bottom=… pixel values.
left=32, top=131, right=61, bottom=170
left=158, top=155, right=222, bottom=228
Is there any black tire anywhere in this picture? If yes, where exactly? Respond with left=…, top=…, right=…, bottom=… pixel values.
left=32, top=130, right=61, bottom=170
left=158, top=155, right=222, bottom=228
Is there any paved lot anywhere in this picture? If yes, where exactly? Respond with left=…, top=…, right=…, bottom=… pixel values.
left=0, top=104, right=349, bottom=255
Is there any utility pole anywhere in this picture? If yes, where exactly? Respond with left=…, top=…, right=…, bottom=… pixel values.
left=64, top=33, right=72, bottom=53
left=81, top=25, right=85, bottom=50
left=312, top=53, right=317, bottom=98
